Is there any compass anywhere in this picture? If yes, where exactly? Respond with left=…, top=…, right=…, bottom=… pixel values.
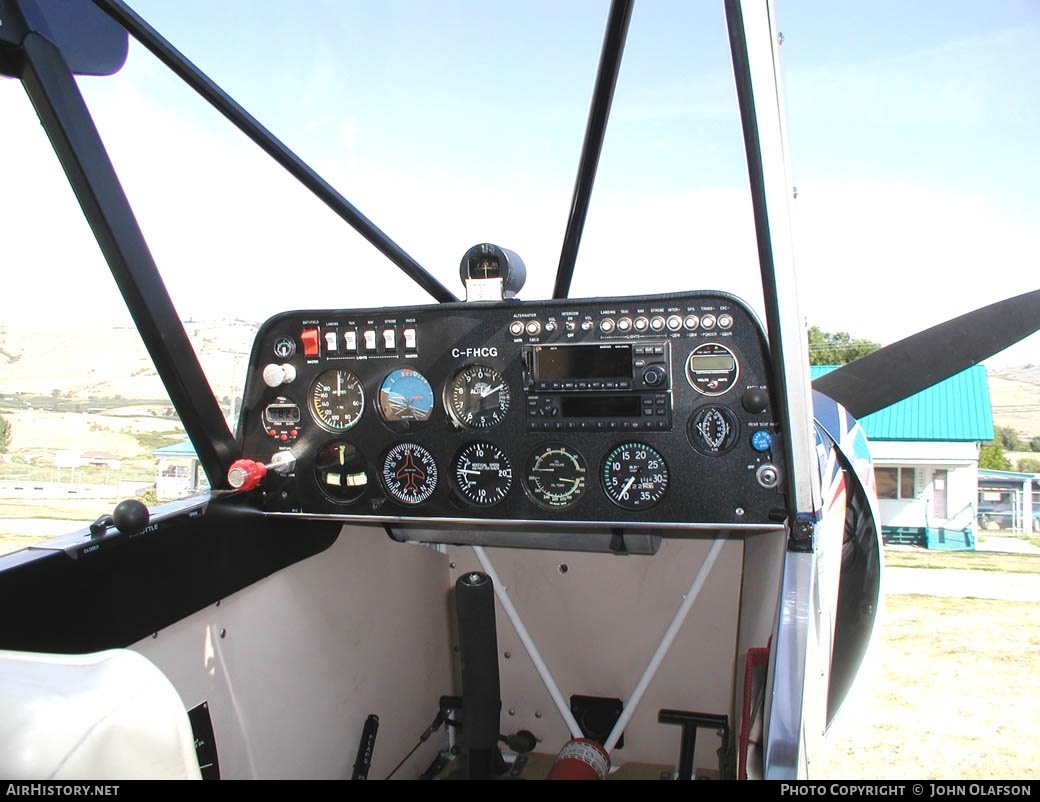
left=380, top=443, right=438, bottom=505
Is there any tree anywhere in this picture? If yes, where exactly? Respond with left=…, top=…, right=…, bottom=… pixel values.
left=807, top=326, right=881, bottom=366
left=979, top=442, right=1011, bottom=470
left=0, top=415, right=10, bottom=452
left=995, top=425, right=1023, bottom=452
left=1015, top=458, right=1040, bottom=474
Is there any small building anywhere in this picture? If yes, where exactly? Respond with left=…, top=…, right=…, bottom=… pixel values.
left=813, top=364, right=994, bottom=550
left=152, top=440, right=208, bottom=501
left=82, top=451, right=123, bottom=470
left=977, top=468, right=1038, bottom=533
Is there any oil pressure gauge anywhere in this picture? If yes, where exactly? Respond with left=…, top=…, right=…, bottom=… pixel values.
left=524, top=443, right=588, bottom=509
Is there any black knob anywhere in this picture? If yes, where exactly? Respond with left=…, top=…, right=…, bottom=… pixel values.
left=643, top=367, right=664, bottom=386
left=112, top=498, right=150, bottom=535
left=741, top=387, right=769, bottom=413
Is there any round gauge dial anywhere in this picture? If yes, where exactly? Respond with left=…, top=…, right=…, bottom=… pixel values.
left=688, top=405, right=739, bottom=454
left=314, top=441, right=368, bottom=503
left=524, top=443, right=588, bottom=509
left=381, top=443, right=438, bottom=505
left=601, top=442, right=669, bottom=511
left=452, top=441, right=513, bottom=507
left=685, top=342, right=739, bottom=396
left=446, top=365, right=510, bottom=429
left=310, top=369, right=365, bottom=431
left=378, top=368, right=434, bottom=425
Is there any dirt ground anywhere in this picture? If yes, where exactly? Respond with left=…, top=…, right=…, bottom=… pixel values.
left=813, top=580, right=1040, bottom=780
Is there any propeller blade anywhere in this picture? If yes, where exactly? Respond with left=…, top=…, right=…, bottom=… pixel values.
left=812, top=289, right=1040, bottom=419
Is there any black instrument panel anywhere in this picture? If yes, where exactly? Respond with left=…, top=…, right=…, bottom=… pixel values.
left=236, top=291, right=787, bottom=532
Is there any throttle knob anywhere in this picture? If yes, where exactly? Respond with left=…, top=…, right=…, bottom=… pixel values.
left=111, top=498, right=150, bottom=535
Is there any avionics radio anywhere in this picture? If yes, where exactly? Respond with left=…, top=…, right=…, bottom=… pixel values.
left=522, top=342, right=672, bottom=432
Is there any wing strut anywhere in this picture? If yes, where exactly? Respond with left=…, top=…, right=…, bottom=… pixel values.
left=93, top=0, right=458, bottom=304
left=552, top=0, right=634, bottom=299
left=12, top=15, right=240, bottom=486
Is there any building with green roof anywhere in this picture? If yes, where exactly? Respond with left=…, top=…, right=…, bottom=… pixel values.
left=152, top=441, right=209, bottom=501
left=813, top=364, right=996, bottom=550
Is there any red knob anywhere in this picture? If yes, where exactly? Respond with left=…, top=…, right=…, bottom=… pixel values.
left=227, top=459, right=267, bottom=491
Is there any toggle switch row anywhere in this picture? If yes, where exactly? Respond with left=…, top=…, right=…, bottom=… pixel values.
left=300, top=326, right=418, bottom=357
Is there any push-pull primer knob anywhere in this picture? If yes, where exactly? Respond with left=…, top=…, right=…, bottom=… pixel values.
left=262, top=363, right=297, bottom=387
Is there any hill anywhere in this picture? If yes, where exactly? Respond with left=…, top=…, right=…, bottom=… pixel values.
left=0, top=320, right=258, bottom=403
left=987, top=365, right=1040, bottom=440
left=1, top=321, right=1038, bottom=442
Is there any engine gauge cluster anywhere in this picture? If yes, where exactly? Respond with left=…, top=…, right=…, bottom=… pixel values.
left=236, top=291, right=784, bottom=530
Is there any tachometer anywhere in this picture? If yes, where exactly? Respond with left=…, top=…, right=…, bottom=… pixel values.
left=310, top=369, right=365, bottom=431
left=445, top=365, right=510, bottom=429
left=451, top=441, right=512, bottom=507
left=524, top=443, right=588, bottom=509
left=380, top=443, right=438, bottom=505
left=601, top=442, right=669, bottom=510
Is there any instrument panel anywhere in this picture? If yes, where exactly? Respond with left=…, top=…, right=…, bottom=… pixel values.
left=236, top=291, right=787, bottom=533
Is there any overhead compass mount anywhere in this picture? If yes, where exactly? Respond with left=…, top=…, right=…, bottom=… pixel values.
left=461, top=243, right=526, bottom=302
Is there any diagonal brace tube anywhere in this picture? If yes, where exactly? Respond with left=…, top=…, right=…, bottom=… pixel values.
left=604, top=535, right=728, bottom=754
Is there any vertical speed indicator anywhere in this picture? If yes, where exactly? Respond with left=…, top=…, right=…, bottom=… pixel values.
left=451, top=442, right=512, bottom=507
left=601, top=442, right=669, bottom=510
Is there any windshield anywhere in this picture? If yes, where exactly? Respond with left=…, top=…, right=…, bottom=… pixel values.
left=1, top=0, right=1037, bottom=552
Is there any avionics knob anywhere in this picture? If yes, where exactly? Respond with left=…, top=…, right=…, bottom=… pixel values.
left=643, top=367, right=665, bottom=386
left=262, top=363, right=297, bottom=387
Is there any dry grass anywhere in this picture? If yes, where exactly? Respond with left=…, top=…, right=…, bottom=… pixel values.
left=815, top=592, right=1040, bottom=780
left=885, top=547, right=1040, bottom=573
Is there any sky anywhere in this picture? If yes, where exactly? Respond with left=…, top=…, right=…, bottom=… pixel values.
left=1, top=0, right=1038, bottom=367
